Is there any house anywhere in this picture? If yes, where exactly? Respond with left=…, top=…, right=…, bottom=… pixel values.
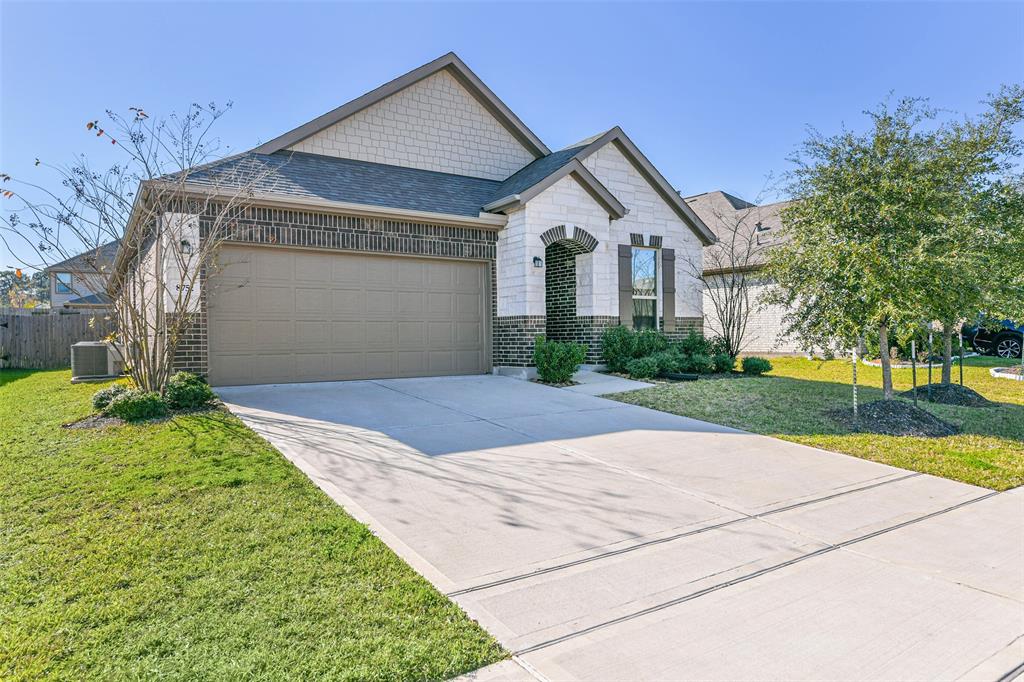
left=685, top=191, right=803, bottom=354
left=111, top=53, right=714, bottom=386
left=45, top=241, right=119, bottom=309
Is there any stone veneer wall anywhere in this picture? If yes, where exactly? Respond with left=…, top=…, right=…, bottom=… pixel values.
left=288, top=70, right=535, bottom=181
left=170, top=205, right=500, bottom=376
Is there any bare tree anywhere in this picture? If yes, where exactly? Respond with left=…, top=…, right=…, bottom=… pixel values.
left=683, top=189, right=787, bottom=357
left=1, top=104, right=274, bottom=392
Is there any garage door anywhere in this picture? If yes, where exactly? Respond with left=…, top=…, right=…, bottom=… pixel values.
left=206, top=246, right=489, bottom=386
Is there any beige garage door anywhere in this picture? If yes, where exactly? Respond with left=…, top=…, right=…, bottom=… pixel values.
left=207, top=246, right=489, bottom=386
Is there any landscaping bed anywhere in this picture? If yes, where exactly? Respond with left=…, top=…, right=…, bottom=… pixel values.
left=0, top=369, right=504, bottom=680
left=825, top=400, right=959, bottom=437
left=610, top=356, right=1024, bottom=490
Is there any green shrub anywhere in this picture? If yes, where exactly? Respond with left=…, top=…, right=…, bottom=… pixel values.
left=712, top=353, right=735, bottom=373
left=678, top=331, right=712, bottom=357
left=634, top=329, right=668, bottom=357
left=685, top=353, right=715, bottom=374
left=166, top=371, right=216, bottom=410
left=742, top=356, right=773, bottom=376
left=105, top=390, right=168, bottom=422
left=92, top=383, right=130, bottom=411
left=625, top=355, right=660, bottom=380
left=601, top=326, right=637, bottom=372
left=649, top=349, right=684, bottom=375
left=533, top=336, right=587, bottom=384
left=708, top=335, right=732, bottom=358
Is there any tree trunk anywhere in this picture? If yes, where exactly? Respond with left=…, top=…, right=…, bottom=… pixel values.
left=940, top=322, right=953, bottom=385
left=878, top=321, right=894, bottom=399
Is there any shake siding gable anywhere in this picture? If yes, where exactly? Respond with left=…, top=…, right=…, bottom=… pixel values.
left=288, top=70, right=536, bottom=180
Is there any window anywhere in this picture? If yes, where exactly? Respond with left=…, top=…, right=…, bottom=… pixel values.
left=55, top=272, right=73, bottom=294
left=631, top=247, right=658, bottom=330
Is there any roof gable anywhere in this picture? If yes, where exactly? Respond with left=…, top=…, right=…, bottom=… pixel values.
left=252, top=53, right=549, bottom=179
left=482, top=147, right=626, bottom=219
left=574, top=128, right=716, bottom=245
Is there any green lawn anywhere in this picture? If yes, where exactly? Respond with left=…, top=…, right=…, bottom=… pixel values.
left=0, top=369, right=504, bottom=681
left=612, top=356, right=1024, bottom=491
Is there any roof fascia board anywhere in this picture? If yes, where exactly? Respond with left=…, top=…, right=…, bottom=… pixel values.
left=574, top=127, right=717, bottom=245
left=252, top=53, right=550, bottom=158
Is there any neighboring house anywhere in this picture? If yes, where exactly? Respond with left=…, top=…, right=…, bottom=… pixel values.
left=45, top=241, right=119, bottom=309
left=111, top=52, right=714, bottom=386
left=685, top=191, right=803, bottom=354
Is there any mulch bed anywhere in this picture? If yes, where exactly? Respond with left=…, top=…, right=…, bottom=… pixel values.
left=825, top=399, right=960, bottom=437
left=899, top=383, right=994, bottom=408
left=63, top=414, right=125, bottom=429
left=998, top=366, right=1023, bottom=376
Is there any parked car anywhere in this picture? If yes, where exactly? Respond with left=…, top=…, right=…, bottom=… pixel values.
left=962, top=319, right=1024, bottom=359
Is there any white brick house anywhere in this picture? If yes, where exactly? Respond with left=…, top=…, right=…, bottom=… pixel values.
left=112, top=53, right=714, bottom=386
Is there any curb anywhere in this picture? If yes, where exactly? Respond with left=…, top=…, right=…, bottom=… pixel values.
left=990, top=366, right=1024, bottom=382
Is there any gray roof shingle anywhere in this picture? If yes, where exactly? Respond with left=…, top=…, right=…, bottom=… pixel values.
left=45, top=240, right=120, bottom=273
left=487, top=146, right=586, bottom=200
left=186, top=151, right=504, bottom=218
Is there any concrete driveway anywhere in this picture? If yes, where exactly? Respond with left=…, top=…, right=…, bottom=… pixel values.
left=218, top=375, right=1024, bottom=682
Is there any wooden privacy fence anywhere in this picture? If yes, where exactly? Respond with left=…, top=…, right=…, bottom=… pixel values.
left=0, top=312, right=118, bottom=370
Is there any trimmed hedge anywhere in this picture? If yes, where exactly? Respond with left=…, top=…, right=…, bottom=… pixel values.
left=105, top=390, right=169, bottom=422
left=625, top=356, right=660, bottom=380
left=533, top=336, right=587, bottom=384
left=742, top=356, right=773, bottom=375
left=166, top=372, right=216, bottom=410
left=92, top=383, right=130, bottom=411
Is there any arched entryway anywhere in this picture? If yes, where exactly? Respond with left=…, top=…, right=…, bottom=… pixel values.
left=540, top=225, right=598, bottom=344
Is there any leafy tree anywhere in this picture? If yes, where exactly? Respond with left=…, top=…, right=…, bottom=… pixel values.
left=0, top=269, right=48, bottom=308
left=765, top=96, right=945, bottom=399
left=917, top=85, right=1024, bottom=381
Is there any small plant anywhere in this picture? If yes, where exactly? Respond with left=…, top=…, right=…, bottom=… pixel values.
left=104, top=390, right=169, bottom=422
left=165, top=371, right=216, bottom=410
left=601, top=326, right=637, bottom=372
left=634, top=329, right=669, bottom=357
left=650, top=349, right=684, bottom=375
left=678, top=331, right=712, bottom=357
left=742, top=356, right=773, bottom=376
left=712, top=353, right=735, bottom=373
left=684, top=353, right=715, bottom=374
left=533, top=336, right=587, bottom=384
left=708, top=335, right=732, bottom=357
left=625, top=355, right=660, bottom=380
left=92, top=383, right=130, bottom=411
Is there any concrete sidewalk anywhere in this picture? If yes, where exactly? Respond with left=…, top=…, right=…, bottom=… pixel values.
left=218, top=375, right=1024, bottom=681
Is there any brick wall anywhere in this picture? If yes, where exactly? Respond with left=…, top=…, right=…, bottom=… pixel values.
left=703, top=275, right=803, bottom=353
left=492, top=315, right=545, bottom=367
left=289, top=70, right=535, bottom=181
left=544, top=243, right=576, bottom=343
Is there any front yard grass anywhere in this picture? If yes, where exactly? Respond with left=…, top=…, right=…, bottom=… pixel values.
left=0, top=369, right=504, bottom=681
left=612, top=356, right=1024, bottom=491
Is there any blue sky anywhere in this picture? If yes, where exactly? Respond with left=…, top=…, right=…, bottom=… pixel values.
left=1, top=1, right=1022, bottom=270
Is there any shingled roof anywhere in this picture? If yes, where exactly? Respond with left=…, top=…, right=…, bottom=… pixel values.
left=184, top=151, right=504, bottom=218
left=45, top=240, right=121, bottom=273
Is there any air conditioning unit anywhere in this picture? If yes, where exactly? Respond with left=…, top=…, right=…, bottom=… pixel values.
left=71, top=342, right=124, bottom=383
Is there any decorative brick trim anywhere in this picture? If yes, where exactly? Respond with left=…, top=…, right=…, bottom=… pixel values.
left=540, top=224, right=598, bottom=254
left=648, top=235, right=663, bottom=248
left=629, top=233, right=645, bottom=246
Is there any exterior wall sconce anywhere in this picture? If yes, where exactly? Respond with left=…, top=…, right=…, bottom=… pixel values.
left=180, top=239, right=193, bottom=255
left=532, top=256, right=544, bottom=268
